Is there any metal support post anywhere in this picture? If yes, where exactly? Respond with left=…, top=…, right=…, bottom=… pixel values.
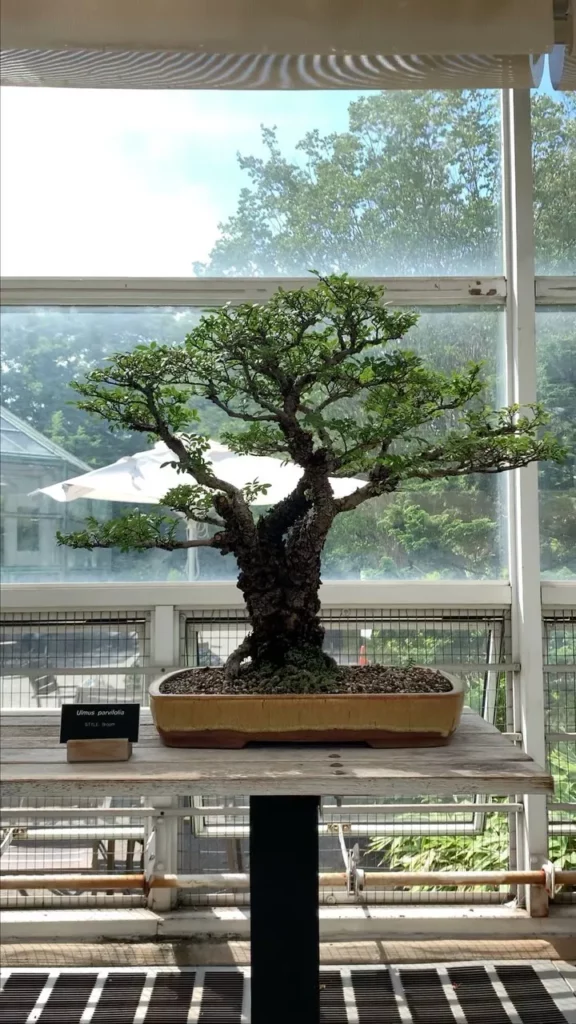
left=250, top=796, right=320, bottom=1024
left=502, top=89, right=549, bottom=917
left=151, top=605, right=178, bottom=676
left=146, top=797, right=179, bottom=912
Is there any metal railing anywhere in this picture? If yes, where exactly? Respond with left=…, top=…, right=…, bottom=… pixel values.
left=0, top=601, right=574, bottom=911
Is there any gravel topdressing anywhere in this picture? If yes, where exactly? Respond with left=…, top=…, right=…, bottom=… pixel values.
left=158, top=664, right=453, bottom=696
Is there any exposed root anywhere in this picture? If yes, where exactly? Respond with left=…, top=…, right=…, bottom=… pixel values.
left=224, top=634, right=254, bottom=680
left=224, top=639, right=340, bottom=691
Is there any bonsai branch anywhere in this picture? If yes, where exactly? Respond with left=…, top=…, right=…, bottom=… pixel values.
left=59, top=535, right=219, bottom=552
left=205, top=392, right=278, bottom=423
left=57, top=512, right=229, bottom=554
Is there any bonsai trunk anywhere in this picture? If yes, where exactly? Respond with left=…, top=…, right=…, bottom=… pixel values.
left=225, top=539, right=335, bottom=684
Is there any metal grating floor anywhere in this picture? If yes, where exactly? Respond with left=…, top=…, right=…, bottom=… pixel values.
left=1, top=962, right=575, bottom=1023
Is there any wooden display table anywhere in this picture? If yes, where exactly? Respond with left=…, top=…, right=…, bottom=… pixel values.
left=0, top=708, right=553, bottom=1024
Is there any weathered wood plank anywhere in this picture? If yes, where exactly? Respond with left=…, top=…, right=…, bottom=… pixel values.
left=0, top=770, right=552, bottom=799
left=0, top=741, right=532, bottom=763
left=0, top=709, right=553, bottom=799
left=0, top=721, right=502, bottom=748
left=0, top=754, right=552, bottom=781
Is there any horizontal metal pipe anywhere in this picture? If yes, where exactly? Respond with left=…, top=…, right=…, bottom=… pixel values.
left=151, top=869, right=576, bottom=890
left=0, top=665, right=146, bottom=678
left=356, top=870, right=576, bottom=888
left=11, top=827, right=145, bottom=841
left=0, top=661, right=518, bottom=678
left=320, top=803, right=524, bottom=816
left=1, top=802, right=525, bottom=821
left=174, top=873, right=251, bottom=890
left=362, top=871, right=545, bottom=887
left=2, top=869, right=574, bottom=893
left=1, top=807, right=151, bottom=818
left=182, top=803, right=524, bottom=817
left=0, top=873, right=146, bottom=891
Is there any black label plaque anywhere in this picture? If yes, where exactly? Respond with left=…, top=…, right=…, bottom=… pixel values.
left=60, top=703, right=140, bottom=743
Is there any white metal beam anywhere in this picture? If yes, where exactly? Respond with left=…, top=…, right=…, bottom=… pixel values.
left=541, top=582, right=576, bottom=607
left=1, top=906, right=575, bottom=943
left=2, top=276, right=574, bottom=308
left=0, top=275, right=507, bottom=307
left=0, top=580, right=512, bottom=611
left=502, top=89, right=549, bottom=919
left=535, top=276, right=576, bottom=304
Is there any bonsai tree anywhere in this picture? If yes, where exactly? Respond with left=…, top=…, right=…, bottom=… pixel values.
left=59, top=276, right=562, bottom=688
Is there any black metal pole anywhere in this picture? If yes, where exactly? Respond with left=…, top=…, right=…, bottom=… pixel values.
left=249, top=795, right=320, bottom=1024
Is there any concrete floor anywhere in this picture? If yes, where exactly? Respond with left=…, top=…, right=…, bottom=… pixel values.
left=2, top=938, right=575, bottom=968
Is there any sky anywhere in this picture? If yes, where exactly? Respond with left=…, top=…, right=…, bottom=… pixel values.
left=0, top=75, right=559, bottom=278
left=0, top=87, right=355, bottom=276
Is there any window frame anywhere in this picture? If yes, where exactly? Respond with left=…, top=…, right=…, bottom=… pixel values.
left=0, top=88, right=574, bottom=872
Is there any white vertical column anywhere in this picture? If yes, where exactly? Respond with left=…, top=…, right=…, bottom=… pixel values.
left=146, top=799, right=178, bottom=911
left=152, top=605, right=178, bottom=674
left=502, top=88, right=549, bottom=917
left=148, top=605, right=179, bottom=911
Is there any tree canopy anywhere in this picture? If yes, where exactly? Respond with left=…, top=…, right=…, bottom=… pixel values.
left=195, top=91, right=576, bottom=277
left=57, top=275, right=563, bottom=678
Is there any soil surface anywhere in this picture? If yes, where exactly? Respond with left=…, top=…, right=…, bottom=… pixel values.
left=158, top=664, right=453, bottom=696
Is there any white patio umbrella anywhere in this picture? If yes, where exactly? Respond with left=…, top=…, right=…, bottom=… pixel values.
left=35, top=440, right=364, bottom=579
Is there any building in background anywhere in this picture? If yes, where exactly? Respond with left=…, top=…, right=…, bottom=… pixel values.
left=0, top=406, right=109, bottom=582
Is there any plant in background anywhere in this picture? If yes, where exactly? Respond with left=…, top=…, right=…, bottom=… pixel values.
left=59, top=275, right=563, bottom=689
left=368, top=812, right=511, bottom=891
left=368, top=816, right=575, bottom=892
left=368, top=749, right=576, bottom=888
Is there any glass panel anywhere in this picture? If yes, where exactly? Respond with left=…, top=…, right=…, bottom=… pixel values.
left=0, top=611, right=150, bottom=709
left=0, top=796, right=148, bottom=909
left=1, top=304, right=507, bottom=582
left=532, top=91, right=576, bottom=275
left=324, top=307, right=507, bottom=580
left=1, top=87, right=502, bottom=276
left=538, top=309, right=576, bottom=579
left=0, top=306, right=203, bottom=584
left=16, top=507, right=40, bottom=552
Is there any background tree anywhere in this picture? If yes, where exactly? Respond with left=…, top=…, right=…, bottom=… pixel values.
left=195, top=92, right=576, bottom=277
left=0, top=308, right=215, bottom=467
left=58, top=276, right=562, bottom=686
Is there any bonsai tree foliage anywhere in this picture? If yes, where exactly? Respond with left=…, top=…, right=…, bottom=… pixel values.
left=59, top=276, right=563, bottom=687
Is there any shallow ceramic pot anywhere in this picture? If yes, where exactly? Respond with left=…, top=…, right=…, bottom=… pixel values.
left=149, top=669, right=464, bottom=748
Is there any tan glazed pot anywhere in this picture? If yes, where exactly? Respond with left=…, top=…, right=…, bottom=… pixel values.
left=149, top=669, right=464, bottom=749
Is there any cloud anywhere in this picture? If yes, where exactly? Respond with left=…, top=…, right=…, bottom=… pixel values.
left=0, top=89, right=252, bottom=275
left=0, top=87, right=355, bottom=276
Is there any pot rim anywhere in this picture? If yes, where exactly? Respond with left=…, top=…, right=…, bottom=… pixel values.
left=149, top=666, right=463, bottom=699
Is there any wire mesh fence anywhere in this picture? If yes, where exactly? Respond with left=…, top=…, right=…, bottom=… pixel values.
left=0, top=611, right=151, bottom=708
left=0, top=615, right=151, bottom=909
left=0, top=797, right=148, bottom=908
left=176, top=799, right=514, bottom=908
left=543, top=610, right=576, bottom=903
left=6, top=603, right=574, bottom=910
left=180, top=606, right=513, bottom=728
